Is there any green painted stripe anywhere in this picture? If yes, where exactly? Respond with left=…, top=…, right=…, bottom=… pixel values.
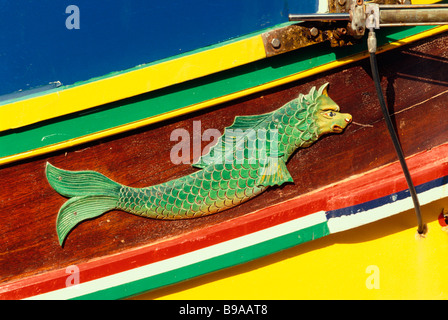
left=0, top=26, right=436, bottom=160
left=73, top=221, right=330, bottom=300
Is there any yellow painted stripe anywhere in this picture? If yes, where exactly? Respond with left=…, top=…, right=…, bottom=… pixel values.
left=0, top=35, right=266, bottom=132
left=1, top=25, right=447, bottom=167
left=141, top=198, right=448, bottom=300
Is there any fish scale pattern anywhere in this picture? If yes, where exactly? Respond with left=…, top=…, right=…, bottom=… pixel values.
left=116, top=162, right=268, bottom=219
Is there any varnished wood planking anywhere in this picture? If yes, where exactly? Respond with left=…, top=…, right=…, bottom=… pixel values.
left=1, top=31, right=448, bottom=284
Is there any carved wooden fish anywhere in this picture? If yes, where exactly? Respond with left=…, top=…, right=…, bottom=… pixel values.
left=46, top=83, right=352, bottom=245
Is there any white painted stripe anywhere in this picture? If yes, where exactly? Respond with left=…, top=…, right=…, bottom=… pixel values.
left=418, top=182, right=448, bottom=207
left=27, top=211, right=327, bottom=300
left=317, top=0, right=329, bottom=13
left=328, top=183, right=448, bottom=234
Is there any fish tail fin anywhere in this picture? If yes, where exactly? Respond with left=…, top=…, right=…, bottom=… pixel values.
left=46, top=163, right=122, bottom=246
left=55, top=195, right=118, bottom=246
left=46, top=162, right=121, bottom=198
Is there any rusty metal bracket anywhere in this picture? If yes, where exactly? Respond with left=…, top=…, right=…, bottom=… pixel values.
left=290, top=0, right=448, bottom=38
left=263, top=0, right=440, bottom=58
left=261, top=23, right=354, bottom=57
left=262, top=24, right=322, bottom=57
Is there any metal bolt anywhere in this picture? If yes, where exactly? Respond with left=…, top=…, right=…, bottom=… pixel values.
left=271, top=38, right=281, bottom=49
left=310, top=27, right=319, bottom=37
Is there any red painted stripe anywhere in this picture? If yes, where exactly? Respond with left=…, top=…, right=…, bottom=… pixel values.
left=2, top=142, right=448, bottom=299
left=323, top=144, right=448, bottom=211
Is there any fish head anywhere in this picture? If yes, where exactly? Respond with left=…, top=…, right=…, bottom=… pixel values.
left=314, top=93, right=352, bottom=136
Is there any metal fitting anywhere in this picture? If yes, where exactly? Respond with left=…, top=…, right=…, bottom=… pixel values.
left=367, top=29, right=377, bottom=53
left=309, top=27, right=319, bottom=37
left=270, top=38, right=281, bottom=49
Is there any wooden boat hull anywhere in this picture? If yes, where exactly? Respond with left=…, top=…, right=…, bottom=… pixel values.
left=1, top=27, right=448, bottom=299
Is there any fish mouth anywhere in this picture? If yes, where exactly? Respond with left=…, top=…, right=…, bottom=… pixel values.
left=331, top=124, right=344, bottom=133
left=331, top=117, right=352, bottom=133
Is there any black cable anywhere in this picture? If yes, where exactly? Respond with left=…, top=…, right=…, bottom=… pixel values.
left=369, top=50, right=425, bottom=234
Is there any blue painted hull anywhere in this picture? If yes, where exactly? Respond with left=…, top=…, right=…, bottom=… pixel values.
left=0, top=0, right=318, bottom=97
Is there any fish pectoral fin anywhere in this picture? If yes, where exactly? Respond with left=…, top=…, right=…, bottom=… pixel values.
left=256, top=158, right=293, bottom=187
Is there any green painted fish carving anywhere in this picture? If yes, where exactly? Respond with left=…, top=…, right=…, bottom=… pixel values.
left=46, top=83, right=352, bottom=245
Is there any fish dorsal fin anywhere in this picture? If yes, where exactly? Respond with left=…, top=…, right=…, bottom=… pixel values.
left=226, top=112, right=273, bottom=130
left=192, top=111, right=275, bottom=168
